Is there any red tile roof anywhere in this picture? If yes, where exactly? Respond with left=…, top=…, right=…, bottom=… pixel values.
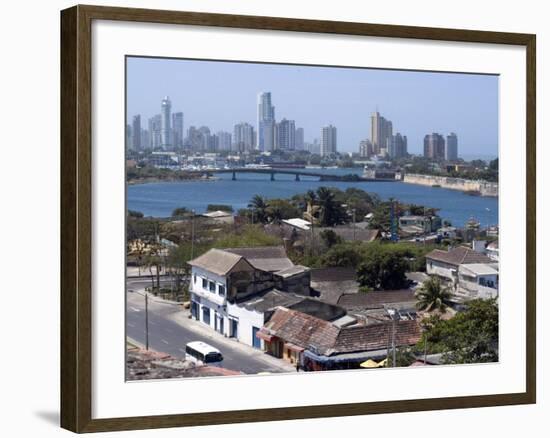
left=261, top=308, right=421, bottom=356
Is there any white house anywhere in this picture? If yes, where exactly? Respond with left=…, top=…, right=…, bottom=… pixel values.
left=425, top=246, right=494, bottom=285
left=188, top=246, right=310, bottom=349
left=456, top=263, right=499, bottom=301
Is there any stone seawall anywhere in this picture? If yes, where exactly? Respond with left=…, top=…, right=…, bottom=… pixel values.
left=403, top=174, right=498, bottom=197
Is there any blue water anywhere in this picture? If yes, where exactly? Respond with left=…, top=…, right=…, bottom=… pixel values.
left=127, top=168, right=498, bottom=228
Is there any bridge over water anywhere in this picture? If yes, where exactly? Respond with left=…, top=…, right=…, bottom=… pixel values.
left=186, top=168, right=396, bottom=182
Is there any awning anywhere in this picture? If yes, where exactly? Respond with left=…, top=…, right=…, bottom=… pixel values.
left=256, top=330, right=274, bottom=342
left=360, top=358, right=388, bottom=368
left=285, top=342, right=304, bottom=353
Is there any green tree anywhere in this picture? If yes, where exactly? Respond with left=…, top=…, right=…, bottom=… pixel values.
left=415, top=276, right=453, bottom=313
left=321, top=242, right=366, bottom=267
left=387, top=347, right=417, bottom=367
left=266, top=199, right=301, bottom=221
left=128, top=209, right=144, bottom=218
left=357, top=247, right=409, bottom=290
left=417, top=299, right=499, bottom=364
left=248, top=195, right=269, bottom=224
left=172, top=206, right=192, bottom=219
left=319, top=229, right=343, bottom=248
left=316, top=187, right=347, bottom=227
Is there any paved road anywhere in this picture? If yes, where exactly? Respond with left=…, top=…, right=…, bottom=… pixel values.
left=126, top=287, right=289, bottom=374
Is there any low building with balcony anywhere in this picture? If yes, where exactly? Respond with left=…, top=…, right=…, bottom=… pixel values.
left=455, top=263, right=499, bottom=302
left=425, top=246, right=494, bottom=284
left=188, top=246, right=312, bottom=349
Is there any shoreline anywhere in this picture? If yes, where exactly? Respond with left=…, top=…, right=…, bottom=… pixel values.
left=402, top=173, right=498, bottom=198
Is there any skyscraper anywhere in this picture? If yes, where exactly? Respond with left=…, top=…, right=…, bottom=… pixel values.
left=389, top=133, right=408, bottom=159
left=160, top=96, right=172, bottom=149
left=257, top=92, right=275, bottom=151
left=276, top=118, right=296, bottom=150
left=359, top=139, right=373, bottom=158
left=172, top=112, right=184, bottom=149
left=295, top=127, right=305, bottom=150
left=370, top=111, right=393, bottom=155
left=217, top=131, right=232, bottom=151
left=132, top=115, right=141, bottom=150
left=446, top=132, right=458, bottom=161
left=148, top=114, right=162, bottom=149
left=233, top=122, right=255, bottom=153
left=321, top=125, right=337, bottom=157
left=424, top=133, right=446, bottom=160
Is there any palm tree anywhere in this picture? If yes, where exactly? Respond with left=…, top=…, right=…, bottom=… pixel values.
left=415, top=277, right=453, bottom=313
left=248, top=195, right=268, bottom=224
left=316, top=187, right=346, bottom=227
left=267, top=204, right=284, bottom=224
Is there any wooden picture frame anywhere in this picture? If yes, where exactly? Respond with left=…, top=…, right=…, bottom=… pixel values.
left=60, top=4, right=536, bottom=433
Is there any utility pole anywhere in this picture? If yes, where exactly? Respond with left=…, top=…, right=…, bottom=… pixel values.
left=392, top=316, right=396, bottom=367
left=145, top=293, right=149, bottom=351
left=190, top=209, right=195, bottom=260
left=352, top=208, right=356, bottom=241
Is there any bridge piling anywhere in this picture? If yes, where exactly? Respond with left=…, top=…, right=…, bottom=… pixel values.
left=232, top=171, right=236, bottom=181
left=270, top=173, right=275, bottom=181
left=295, top=174, right=300, bottom=182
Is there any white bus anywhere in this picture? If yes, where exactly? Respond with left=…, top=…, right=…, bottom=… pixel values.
left=184, top=341, right=223, bottom=365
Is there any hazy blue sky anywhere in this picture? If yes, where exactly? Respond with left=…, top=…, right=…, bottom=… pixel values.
left=126, top=56, right=498, bottom=158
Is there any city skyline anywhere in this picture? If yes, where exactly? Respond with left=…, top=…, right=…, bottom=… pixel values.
left=127, top=57, right=499, bottom=158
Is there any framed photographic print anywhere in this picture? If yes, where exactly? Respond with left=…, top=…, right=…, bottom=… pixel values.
left=60, top=4, right=536, bottom=433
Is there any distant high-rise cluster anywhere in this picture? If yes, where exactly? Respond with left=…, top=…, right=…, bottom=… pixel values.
left=360, top=111, right=407, bottom=159
left=128, top=96, right=461, bottom=160
left=127, top=92, right=312, bottom=155
left=423, top=132, right=458, bottom=161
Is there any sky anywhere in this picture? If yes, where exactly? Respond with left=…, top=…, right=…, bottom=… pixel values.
left=126, top=56, right=499, bottom=158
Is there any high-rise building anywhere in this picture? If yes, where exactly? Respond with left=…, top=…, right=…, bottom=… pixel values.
left=126, top=124, right=132, bottom=150
left=321, top=125, right=337, bottom=157
left=131, top=115, right=141, bottom=150
left=389, top=133, right=408, bottom=159
left=359, top=139, right=373, bottom=158
left=257, top=92, right=276, bottom=151
left=172, top=112, right=184, bottom=149
left=446, top=132, right=458, bottom=161
left=370, top=111, right=393, bottom=155
left=160, top=96, right=172, bottom=149
left=424, top=133, right=446, bottom=160
left=276, top=118, right=296, bottom=150
left=295, top=127, right=304, bottom=150
left=185, top=126, right=202, bottom=151
left=141, top=129, right=150, bottom=150
left=148, top=114, right=162, bottom=149
left=233, top=122, right=255, bottom=153
left=217, top=131, right=232, bottom=151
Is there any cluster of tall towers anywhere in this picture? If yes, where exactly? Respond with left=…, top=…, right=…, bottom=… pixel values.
left=257, top=92, right=336, bottom=156
left=423, top=132, right=458, bottom=161
left=359, top=111, right=408, bottom=159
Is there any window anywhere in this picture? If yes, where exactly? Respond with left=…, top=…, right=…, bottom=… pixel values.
left=218, top=285, right=226, bottom=296
left=193, top=274, right=197, bottom=284
left=202, top=306, right=211, bottom=325
left=202, top=278, right=208, bottom=289
left=209, top=281, right=216, bottom=292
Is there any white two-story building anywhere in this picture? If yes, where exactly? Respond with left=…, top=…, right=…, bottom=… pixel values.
left=188, top=246, right=311, bottom=349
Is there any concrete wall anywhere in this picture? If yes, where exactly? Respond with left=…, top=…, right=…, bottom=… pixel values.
left=403, top=173, right=498, bottom=197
